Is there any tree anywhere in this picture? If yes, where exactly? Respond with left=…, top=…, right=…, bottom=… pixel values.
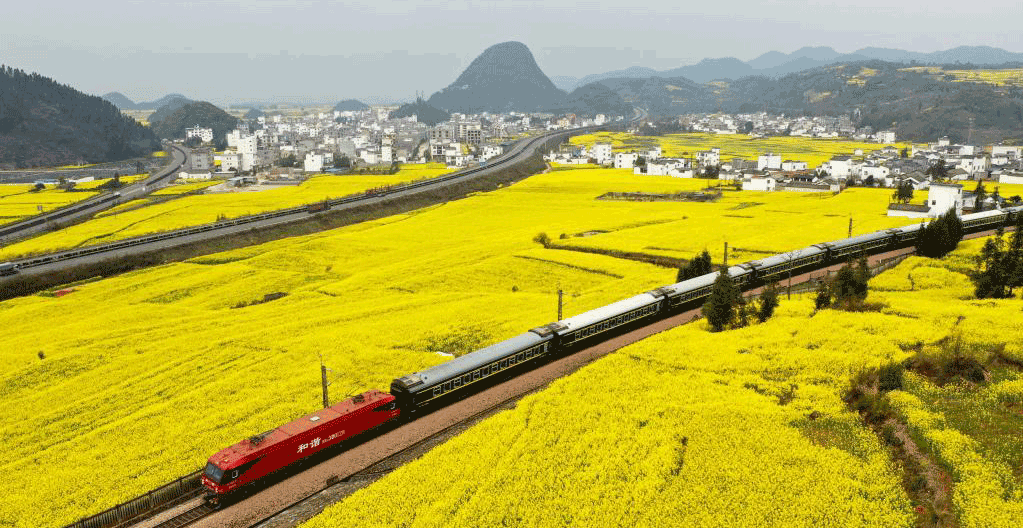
left=31, top=182, right=45, bottom=192
left=925, top=158, right=949, bottom=180
left=900, top=147, right=909, bottom=158
left=278, top=154, right=297, bottom=168
left=917, top=208, right=963, bottom=258
left=757, top=282, right=779, bottom=322
left=676, top=250, right=713, bottom=282
left=702, top=165, right=720, bottom=179
left=334, top=154, right=351, bottom=169
left=814, top=280, right=832, bottom=311
left=533, top=232, right=552, bottom=248
left=702, top=270, right=740, bottom=332
left=974, top=181, right=987, bottom=212
left=864, top=175, right=876, bottom=187
left=893, top=181, right=914, bottom=204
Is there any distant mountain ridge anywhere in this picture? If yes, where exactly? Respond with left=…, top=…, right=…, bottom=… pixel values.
left=558, top=45, right=1023, bottom=91
left=0, top=66, right=159, bottom=168
left=102, top=92, right=192, bottom=111
left=334, top=99, right=369, bottom=112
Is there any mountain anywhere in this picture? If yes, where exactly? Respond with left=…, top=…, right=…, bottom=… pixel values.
left=389, top=98, right=450, bottom=126
left=550, top=75, right=581, bottom=92
left=592, top=59, right=1023, bottom=143
left=574, top=66, right=661, bottom=91
left=148, top=97, right=193, bottom=124
left=563, top=45, right=1023, bottom=94
left=556, top=83, right=633, bottom=117
left=854, top=45, right=1023, bottom=65
left=334, top=99, right=370, bottom=112
left=243, top=108, right=265, bottom=120
left=149, top=101, right=238, bottom=147
left=101, top=91, right=139, bottom=110
left=427, top=41, right=567, bottom=113
left=0, top=66, right=159, bottom=168
left=102, top=92, right=192, bottom=111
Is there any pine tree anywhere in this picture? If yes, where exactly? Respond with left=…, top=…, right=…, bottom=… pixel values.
left=702, top=270, right=739, bottom=332
left=676, top=250, right=713, bottom=282
left=853, top=253, right=871, bottom=301
left=757, top=282, right=779, bottom=322
left=814, top=280, right=832, bottom=311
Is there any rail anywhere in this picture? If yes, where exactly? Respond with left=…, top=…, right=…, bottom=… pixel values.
left=13, top=127, right=598, bottom=273
left=65, top=471, right=202, bottom=528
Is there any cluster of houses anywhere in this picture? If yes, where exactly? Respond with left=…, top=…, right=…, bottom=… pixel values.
left=174, top=108, right=618, bottom=184
left=679, top=111, right=896, bottom=142
left=550, top=134, right=1023, bottom=218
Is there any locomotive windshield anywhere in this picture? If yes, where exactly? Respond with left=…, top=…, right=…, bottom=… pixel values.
left=203, top=462, right=225, bottom=483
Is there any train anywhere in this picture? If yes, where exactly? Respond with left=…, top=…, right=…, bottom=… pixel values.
left=199, top=203, right=1023, bottom=505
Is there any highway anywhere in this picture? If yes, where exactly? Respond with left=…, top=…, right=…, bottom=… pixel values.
left=0, top=143, right=189, bottom=244
left=0, top=125, right=611, bottom=281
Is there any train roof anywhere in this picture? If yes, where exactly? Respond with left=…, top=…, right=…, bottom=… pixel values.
left=746, top=246, right=825, bottom=269
left=208, top=389, right=392, bottom=467
left=555, top=293, right=660, bottom=333
left=394, top=332, right=550, bottom=394
left=822, top=231, right=891, bottom=250
left=962, top=209, right=1008, bottom=221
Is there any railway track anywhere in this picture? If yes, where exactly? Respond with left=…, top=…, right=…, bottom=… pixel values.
left=3, top=126, right=604, bottom=277
left=142, top=385, right=544, bottom=528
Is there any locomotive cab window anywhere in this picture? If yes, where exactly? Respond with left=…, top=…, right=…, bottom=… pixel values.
left=204, top=462, right=225, bottom=483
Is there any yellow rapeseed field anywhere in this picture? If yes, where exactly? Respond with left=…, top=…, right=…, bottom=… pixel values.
left=0, top=185, right=99, bottom=225
left=0, top=165, right=942, bottom=526
left=304, top=238, right=1022, bottom=528
left=569, top=131, right=911, bottom=168
left=0, top=164, right=452, bottom=259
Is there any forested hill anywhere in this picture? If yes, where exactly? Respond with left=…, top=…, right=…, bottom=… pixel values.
left=149, top=101, right=238, bottom=148
left=0, top=66, right=159, bottom=168
left=607, top=60, right=1023, bottom=143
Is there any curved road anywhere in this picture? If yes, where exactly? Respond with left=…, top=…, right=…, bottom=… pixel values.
left=0, top=143, right=189, bottom=244
left=1, top=126, right=606, bottom=280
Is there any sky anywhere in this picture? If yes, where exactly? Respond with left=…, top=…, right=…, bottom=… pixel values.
left=2, top=0, right=1022, bottom=105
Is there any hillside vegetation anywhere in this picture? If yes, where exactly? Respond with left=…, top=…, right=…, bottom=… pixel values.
left=0, top=165, right=918, bottom=526
left=0, top=66, right=159, bottom=168
left=305, top=238, right=1023, bottom=528
left=149, top=101, right=238, bottom=146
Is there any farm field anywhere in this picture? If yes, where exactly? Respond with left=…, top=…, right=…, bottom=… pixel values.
left=901, top=66, right=1023, bottom=88
left=0, top=164, right=452, bottom=259
left=0, top=185, right=99, bottom=226
left=0, top=165, right=921, bottom=526
left=304, top=238, right=1023, bottom=528
left=569, top=131, right=913, bottom=168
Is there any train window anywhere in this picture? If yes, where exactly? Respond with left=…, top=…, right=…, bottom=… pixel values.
left=433, top=387, right=443, bottom=397
left=204, top=462, right=225, bottom=483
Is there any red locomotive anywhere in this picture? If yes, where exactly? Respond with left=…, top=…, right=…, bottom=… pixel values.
left=201, top=390, right=398, bottom=505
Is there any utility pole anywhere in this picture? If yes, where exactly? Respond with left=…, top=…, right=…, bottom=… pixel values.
left=557, top=288, right=564, bottom=321
left=723, top=242, right=728, bottom=267
left=319, top=352, right=331, bottom=409
left=848, top=217, right=853, bottom=238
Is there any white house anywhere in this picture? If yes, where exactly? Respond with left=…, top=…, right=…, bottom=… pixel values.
left=991, top=146, right=1022, bottom=159
left=859, top=165, right=890, bottom=182
left=821, top=156, right=853, bottom=178
left=177, top=169, right=212, bottom=181
left=591, top=143, right=613, bottom=165
left=219, top=151, right=240, bottom=173
left=304, top=152, right=324, bottom=173
left=928, top=183, right=964, bottom=216
left=479, top=144, right=503, bottom=162
left=876, top=130, right=897, bottom=144
left=742, top=176, right=777, bottom=191
left=998, top=172, right=1023, bottom=185
left=614, top=152, right=639, bottom=169
left=646, top=146, right=662, bottom=160
left=780, top=160, right=808, bottom=172
left=185, top=126, right=214, bottom=143
left=697, top=148, right=721, bottom=166
left=757, top=153, right=782, bottom=170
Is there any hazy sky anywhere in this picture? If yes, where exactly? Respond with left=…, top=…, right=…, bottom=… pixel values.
left=2, top=0, right=1022, bottom=104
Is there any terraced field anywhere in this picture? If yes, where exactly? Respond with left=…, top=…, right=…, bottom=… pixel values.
left=304, top=238, right=1023, bottom=528
left=1, top=165, right=919, bottom=526
left=0, top=164, right=452, bottom=259
left=569, top=131, right=913, bottom=168
left=0, top=185, right=99, bottom=226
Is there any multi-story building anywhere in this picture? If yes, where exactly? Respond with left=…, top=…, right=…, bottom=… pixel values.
left=185, top=126, right=214, bottom=143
